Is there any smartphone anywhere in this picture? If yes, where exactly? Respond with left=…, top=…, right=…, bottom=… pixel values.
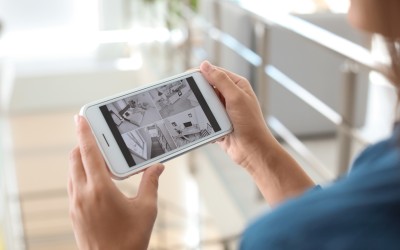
left=80, top=70, right=233, bottom=179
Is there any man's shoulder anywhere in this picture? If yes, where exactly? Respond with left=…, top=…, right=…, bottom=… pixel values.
left=241, top=171, right=400, bottom=250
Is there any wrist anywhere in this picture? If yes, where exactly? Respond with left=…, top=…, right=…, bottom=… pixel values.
left=241, top=136, right=315, bottom=205
left=240, top=132, right=278, bottom=175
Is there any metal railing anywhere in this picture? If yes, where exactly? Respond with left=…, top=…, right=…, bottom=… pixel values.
left=184, top=0, right=392, bottom=179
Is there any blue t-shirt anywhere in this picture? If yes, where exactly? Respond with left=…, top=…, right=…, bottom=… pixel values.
left=241, top=126, right=400, bottom=250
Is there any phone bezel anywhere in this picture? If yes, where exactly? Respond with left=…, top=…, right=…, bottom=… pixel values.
left=80, top=70, right=233, bottom=179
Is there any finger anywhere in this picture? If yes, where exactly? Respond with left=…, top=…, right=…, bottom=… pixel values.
left=200, top=61, right=241, bottom=101
left=75, top=115, right=109, bottom=182
left=203, top=62, right=253, bottom=95
left=137, top=164, right=165, bottom=204
left=214, top=66, right=247, bottom=85
left=69, top=146, right=86, bottom=184
left=214, top=66, right=254, bottom=94
left=217, top=89, right=226, bottom=106
left=211, top=85, right=226, bottom=106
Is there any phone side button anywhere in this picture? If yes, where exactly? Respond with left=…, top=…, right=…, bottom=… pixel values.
left=102, top=134, right=110, bottom=147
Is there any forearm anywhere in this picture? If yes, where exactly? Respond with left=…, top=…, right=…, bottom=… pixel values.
left=243, top=134, right=314, bottom=207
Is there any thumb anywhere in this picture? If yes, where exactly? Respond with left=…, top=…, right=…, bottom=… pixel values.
left=137, top=164, right=165, bottom=203
left=200, top=61, right=241, bottom=101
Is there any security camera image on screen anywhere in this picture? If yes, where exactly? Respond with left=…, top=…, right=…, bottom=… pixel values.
left=100, top=77, right=221, bottom=167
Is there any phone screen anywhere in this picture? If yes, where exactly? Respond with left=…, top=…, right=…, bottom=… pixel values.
left=99, top=76, right=221, bottom=167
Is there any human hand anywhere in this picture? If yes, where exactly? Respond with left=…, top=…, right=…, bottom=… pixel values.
left=200, top=61, right=314, bottom=205
left=68, top=115, right=164, bottom=250
left=200, top=61, right=273, bottom=172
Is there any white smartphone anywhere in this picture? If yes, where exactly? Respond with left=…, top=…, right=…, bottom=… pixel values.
left=80, top=70, right=233, bottom=179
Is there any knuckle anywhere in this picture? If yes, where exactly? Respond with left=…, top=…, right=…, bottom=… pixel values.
left=149, top=176, right=159, bottom=190
left=69, top=206, right=76, bottom=221
left=88, top=183, right=105, bottom=203
left=93, top=189, right=103, bottom=202
left=213, top=70, right=228, bottom=82
left=69, top=199, right=83, bottom=221
left=73, top=192, right=85, bottom=209
left=230, top=91, right=242, bottom=101
left=242, top=79, right=251, bottom=87
left=69, top=147, right=80, bottom=162
left=80, top=142, right=94, bottom=156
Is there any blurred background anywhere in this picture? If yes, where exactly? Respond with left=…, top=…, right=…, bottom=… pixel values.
left=0, top=0, right=395, bottom=249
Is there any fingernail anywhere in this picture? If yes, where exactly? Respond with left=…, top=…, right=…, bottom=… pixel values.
left=74, top=114, right=80, bottom=125
left=203, top=61, right=213, bottom=73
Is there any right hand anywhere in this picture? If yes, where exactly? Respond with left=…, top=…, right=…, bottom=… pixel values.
left=200, top=61, right=315, bottom=205
left=200, top=61, right=273, bottom=172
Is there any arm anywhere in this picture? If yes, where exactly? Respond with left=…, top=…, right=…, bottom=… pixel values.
left=200, top=61, right=314, bottom=207
left=68, top=116, right=164, bottom=250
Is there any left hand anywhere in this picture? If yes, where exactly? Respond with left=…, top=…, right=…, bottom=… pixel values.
left=68, top=115, right=164, bottom=250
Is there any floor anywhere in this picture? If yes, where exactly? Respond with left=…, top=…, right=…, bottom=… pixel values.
left=159, top=92, right=197, bottom=118
left=117, top=106, right=162, bottom=134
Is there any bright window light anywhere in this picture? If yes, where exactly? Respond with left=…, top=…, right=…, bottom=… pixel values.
left=115, top=52, right=143, bottom=71
left=241, top=0, right=349, bottom=14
